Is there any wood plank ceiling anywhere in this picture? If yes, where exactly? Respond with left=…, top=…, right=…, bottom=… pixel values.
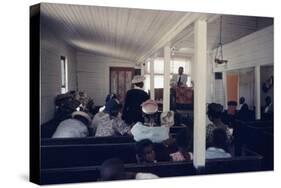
left=41, top=3, right=188, bottom=62
left=41, top=3, right=273, bottom=61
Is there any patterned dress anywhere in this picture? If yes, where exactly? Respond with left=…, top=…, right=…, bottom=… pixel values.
left=91, top=112, right=130, bottom=137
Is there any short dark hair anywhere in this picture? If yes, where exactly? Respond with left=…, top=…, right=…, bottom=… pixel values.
left=207, top=103, right=223, bottom=119
left=135, top=82, right=144, bottom=88
left=100, top=158, right=125, bottom=181
left=136, top=139, right=153, bottom=156
left=265, top=96, right=272, bottom=103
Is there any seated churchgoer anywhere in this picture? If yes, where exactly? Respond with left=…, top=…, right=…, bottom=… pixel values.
left=206, top=103, right=232, bottom=148
left=52, top=111, right=91, bottom=138
left=100, top=158, right=158, bottom=181
left=91, top=98, right=130, bottom=137
left=136, top=139, right=157, bottom=164
left=99, top=93, right=117, bottom=112
left=222, top=101, right=237, bottom=126
left=160, top=111, right=175, bottom=127
left=170, top=129, right=193, bottom=161
left=206, top=128, right=231, bottom=159
left=262, top=96, right=273, bottom=120
left=237, top=97, right=249, bottom=121
left=130, top=100, right=170, bottom=143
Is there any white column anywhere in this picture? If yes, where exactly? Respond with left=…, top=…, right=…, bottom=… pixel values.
left=190, top=55, right=194, bottom=87
left=193, top=19, right=207, bottom=169
left=141, top=62, right=145, bottom=76
left=150, top=59, right=155, bottom=100
left=255, top=65, right=261, bottom=120
left=163, top=46, right=171, bottom=112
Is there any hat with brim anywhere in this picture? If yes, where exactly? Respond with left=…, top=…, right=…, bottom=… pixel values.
left=141, top=99, right=158, bottom=114
left=72, top=111, right=91, bottom=124
left=132, top=75, right=145, bottom=84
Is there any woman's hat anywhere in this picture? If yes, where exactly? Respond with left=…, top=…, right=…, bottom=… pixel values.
left=104, top=98, right=122, bottom=113
left=141, top=99, right=158, bottom=114
left=132, top=75, right=145, bottom=84
left=72, top=111, right=91, bottom=124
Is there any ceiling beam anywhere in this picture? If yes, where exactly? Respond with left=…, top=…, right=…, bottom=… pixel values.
left=136, top=13, right=206, bottom=63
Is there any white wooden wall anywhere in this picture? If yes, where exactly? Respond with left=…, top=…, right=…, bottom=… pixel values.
left=40, top=20, right=77, bottom=125
left=211, top=25, right=273, bottom=106
left=76, top=52, right=134, bottom=106
left=213, top=25, right=273, bottom=72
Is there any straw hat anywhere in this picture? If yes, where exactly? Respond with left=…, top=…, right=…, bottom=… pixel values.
left=141, top=99, right=158, bottom=114
left=132, top=75, right=145, bottom=84
left=72, top=111, right=91, bottom=124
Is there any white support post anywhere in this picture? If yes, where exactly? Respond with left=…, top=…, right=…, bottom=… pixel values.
left=163, top=46, right=171, bottom=112
left=141, top=62, right=145, bottom=76
left=190, top=55, right=194, bottom=86
left=150, top=59, right=155, bottom=100
left=193, top=19, right=207, bottom=169
left=255, top=65, right=261, bottom=120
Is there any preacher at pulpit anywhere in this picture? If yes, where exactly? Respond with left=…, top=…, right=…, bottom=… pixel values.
left=170, top=66, right=188, bottom=87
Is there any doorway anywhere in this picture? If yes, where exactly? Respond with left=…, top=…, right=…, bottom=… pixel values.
left=226, top=73, right=239, bottom=103
left=110, top=67, right=134, bottom=104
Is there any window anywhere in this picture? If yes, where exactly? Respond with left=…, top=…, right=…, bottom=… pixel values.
left=144, top=57, right=191, bottom=91
left=60, top=56, right=68, bottom=94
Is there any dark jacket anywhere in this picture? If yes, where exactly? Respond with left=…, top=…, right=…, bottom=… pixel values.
left=122, top=89, right=149, bottom=125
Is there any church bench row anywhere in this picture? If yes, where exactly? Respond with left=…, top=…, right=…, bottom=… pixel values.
left=41, top=133, right=178, bottom=145
left=233, top=120, right=273, bottom=170
left=41, top=142, right=176, bottom=169
left=40, top=151, right=262, bottom=185
left=40, top=126, right=186, bottom=145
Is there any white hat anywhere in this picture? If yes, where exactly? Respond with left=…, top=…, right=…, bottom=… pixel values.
left=141, top=99, right=158, bottom=114
left=72, top=111, right=91, bottom=124
left=132, top=75, right=145, bottom=84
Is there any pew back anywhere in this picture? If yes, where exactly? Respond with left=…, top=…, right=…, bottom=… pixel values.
left=40, top=152, right=262, bottom=185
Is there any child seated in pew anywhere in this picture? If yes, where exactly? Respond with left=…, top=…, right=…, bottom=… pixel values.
left=136, top=139, right=157, bottom=164
left=52, top=111, right=92, bottom=138
left=100, top=158, right=158, bottom=181
left=206, top=128, right=231, bottom=159
left=170, top=128, right=193, bottom=161
left=91, top=98, right=130, bottom=137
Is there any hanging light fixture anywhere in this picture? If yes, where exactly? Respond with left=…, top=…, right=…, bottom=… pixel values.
left=214, top=16, right=228, bottom=64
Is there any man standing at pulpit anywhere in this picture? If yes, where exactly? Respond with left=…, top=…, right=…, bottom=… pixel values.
left=170, top=67, right=188, bottom=87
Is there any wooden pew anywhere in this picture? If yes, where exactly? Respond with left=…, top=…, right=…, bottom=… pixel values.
left=40, top=126, right=187, bottom=146
left=233, top=120, right=273, bottom=170
left=40, top=161, right=196, bottom=185
left=41, top=143, right=137, bottom=169
left=41, top=135, right=134, bottom=145
left=41, top=142, right=176, bottom=169
left=40, top=150, right=262, bottom=185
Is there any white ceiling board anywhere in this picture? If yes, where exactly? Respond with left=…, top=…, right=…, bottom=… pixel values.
left=41, top=3, right=273, bottom=62
left=41, top=3, right=188, bottom=62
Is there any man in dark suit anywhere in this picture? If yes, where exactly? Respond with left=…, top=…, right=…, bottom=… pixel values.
left=122, top=75, right=149, bottom=125
left=237, top=97, right=249, bottom=121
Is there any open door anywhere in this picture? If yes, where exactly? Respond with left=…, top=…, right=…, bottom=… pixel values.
left=226, top=73, right=239, bottom=103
